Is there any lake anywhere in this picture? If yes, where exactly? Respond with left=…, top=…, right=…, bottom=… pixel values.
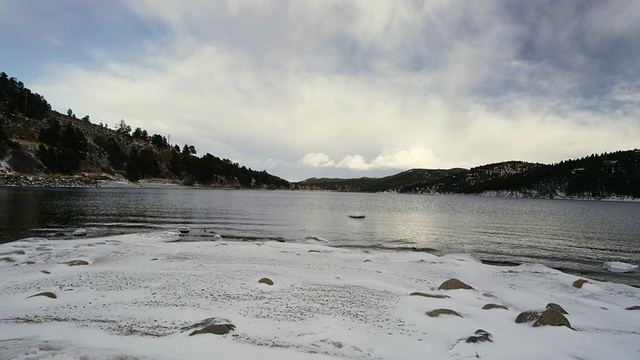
left=1, top=187, right=638, bottom=286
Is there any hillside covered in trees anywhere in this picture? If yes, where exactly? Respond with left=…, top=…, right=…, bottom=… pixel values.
left=0, top=72, right=289, bottom=189
left=298, top=152, right=640, bottom=199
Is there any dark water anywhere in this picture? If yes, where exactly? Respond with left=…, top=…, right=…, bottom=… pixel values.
left=1, top=187, right=639, bottom=286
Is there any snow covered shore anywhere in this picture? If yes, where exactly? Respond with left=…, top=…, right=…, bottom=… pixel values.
left=1, top=232, right=639, bottom=359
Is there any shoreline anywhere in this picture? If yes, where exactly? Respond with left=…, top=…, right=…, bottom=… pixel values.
left=2, top=172, right=640, bottom=202
left=2, top=231, right=638, bottom=289
left=1, top=232, right=639, bottom=359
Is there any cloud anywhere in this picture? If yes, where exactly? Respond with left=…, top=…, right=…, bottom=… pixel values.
left=10, top=0, right=637, bottom=182
left=301, top=153, right=335, bottom=167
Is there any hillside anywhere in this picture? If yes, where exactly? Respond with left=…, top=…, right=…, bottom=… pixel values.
left=297, top=168, right=466, bottom=192
left=300, top=155, right=640, bottom=200
left=0, top=72, right=289, bottom=189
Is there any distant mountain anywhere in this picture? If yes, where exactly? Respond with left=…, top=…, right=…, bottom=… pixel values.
left=297, top=168, right=466, bottom=192
left=299, top=154, right=640, bottom=200
left=0, top=71, right=289, bottom=189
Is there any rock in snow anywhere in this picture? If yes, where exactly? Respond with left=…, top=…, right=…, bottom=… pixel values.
left=0, top=232, right=638, bottom=360
left=181, top=317, right=236, bottom=336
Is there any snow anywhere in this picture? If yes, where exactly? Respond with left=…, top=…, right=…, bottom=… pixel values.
left=1, top=232, right=639, bottom=360
left=603, top=261, right=638, bottom=273
left=72, top=228, right=87, bottom=236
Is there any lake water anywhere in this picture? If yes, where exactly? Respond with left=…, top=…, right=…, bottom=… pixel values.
left=1, top=187, right=638, bottom=286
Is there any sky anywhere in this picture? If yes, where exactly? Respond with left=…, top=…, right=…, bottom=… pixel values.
left=1, top=0, right=639, bottom=181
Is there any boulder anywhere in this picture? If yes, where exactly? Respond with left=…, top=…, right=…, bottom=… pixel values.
left=438, top=278, right=474, bottom=290
left=515, top=311, right=541, bottom=324
left=625, top=305, right=640, bottom=310
left=258, top=277, right=274, bottom=285
left=546, top=303, right=568, bottom=315
left=410, top=292, right=450, bottom=299
left=466, top=329, right=493, bottom=343
left=516, top=309, right=571, bottom=329
left=27, top=291, right=57, bottom=299
left=572, top=279, right=589, bottom=288
left=482, top=303, right=508, bottom=310
left=533, top=309, right=571, bottom=328
left=181, top=317, right=235, bottom=336
left=41, top=270, right=51, bottom=274
left=426, top=308, right=463, bottom=318
left=63, top=260, right=89, bottom=266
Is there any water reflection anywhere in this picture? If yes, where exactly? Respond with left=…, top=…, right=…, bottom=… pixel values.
left=1, top=187, right=639, bottom=286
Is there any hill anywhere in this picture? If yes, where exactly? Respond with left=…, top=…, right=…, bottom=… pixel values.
left=0, top=71, right=289, bottom=189
left=300, top=155, right=640, bottom=200
left=297, top=168, right=466, bottom=192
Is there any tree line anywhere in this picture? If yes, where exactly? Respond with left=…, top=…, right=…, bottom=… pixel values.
left=0, top=71, right=290, bottom=189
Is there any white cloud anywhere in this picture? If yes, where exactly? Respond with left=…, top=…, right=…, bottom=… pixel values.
left=301, top=153, right=335, bottom=167
left=19, top=0, right=640, bottom=182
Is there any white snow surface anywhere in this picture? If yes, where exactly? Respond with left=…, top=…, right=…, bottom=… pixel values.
left=603, top=261, right=639, bottom=273
left=0, top=232, right=639, bottom=360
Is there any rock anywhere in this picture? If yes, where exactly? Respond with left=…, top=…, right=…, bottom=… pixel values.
left=426, top=308, right=463, bottom=318
left=63, top=260, right=89, bottom=266
left=410, top=292, right=450, bottom=299
left=54, top=232, right=65, bottom=237
left=308, top=249, right=322, bottom=253
left=515, top=311, right=541, bottom=324
left=23, top=261, right=36, bottom=265
left=546, top=303, right=568, bottom=315
left=72, top=229, right=87, bottom=236
left=181, top=317, right=235, bottom=336
left=177, top=227, right=190, bottom=234
left=438, top=278, right=474, bottom=290
left=533, top=309, right=571, bottom=329
left=27, top=291, right=57, bottom=299
left=466, top=329, right=493, bottom=343
left=41, top=270, right=51, bottom=274
left=626, top=305, right=640, bottom=310
left=258, top=277, right=274, bottom=285
left=572, top=279, right=589, bottom=288
left=482, top=303, right=509, bottom=310
left=1, top=257, right=16, bottom=262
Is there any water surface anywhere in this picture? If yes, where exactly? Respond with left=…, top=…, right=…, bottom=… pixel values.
left=1, top=187, right=638, bottom=286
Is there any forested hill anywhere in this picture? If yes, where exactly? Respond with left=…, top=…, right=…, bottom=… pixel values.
left=299, top=154, right=640, bottom=200
left=0, top=71, right=289, bottom=189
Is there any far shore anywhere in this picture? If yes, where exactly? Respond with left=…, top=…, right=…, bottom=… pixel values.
left=1, top=172, right=640, bottom=202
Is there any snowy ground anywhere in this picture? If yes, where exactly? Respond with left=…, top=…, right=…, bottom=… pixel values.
left=0, top=232, right=638, bottom=360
